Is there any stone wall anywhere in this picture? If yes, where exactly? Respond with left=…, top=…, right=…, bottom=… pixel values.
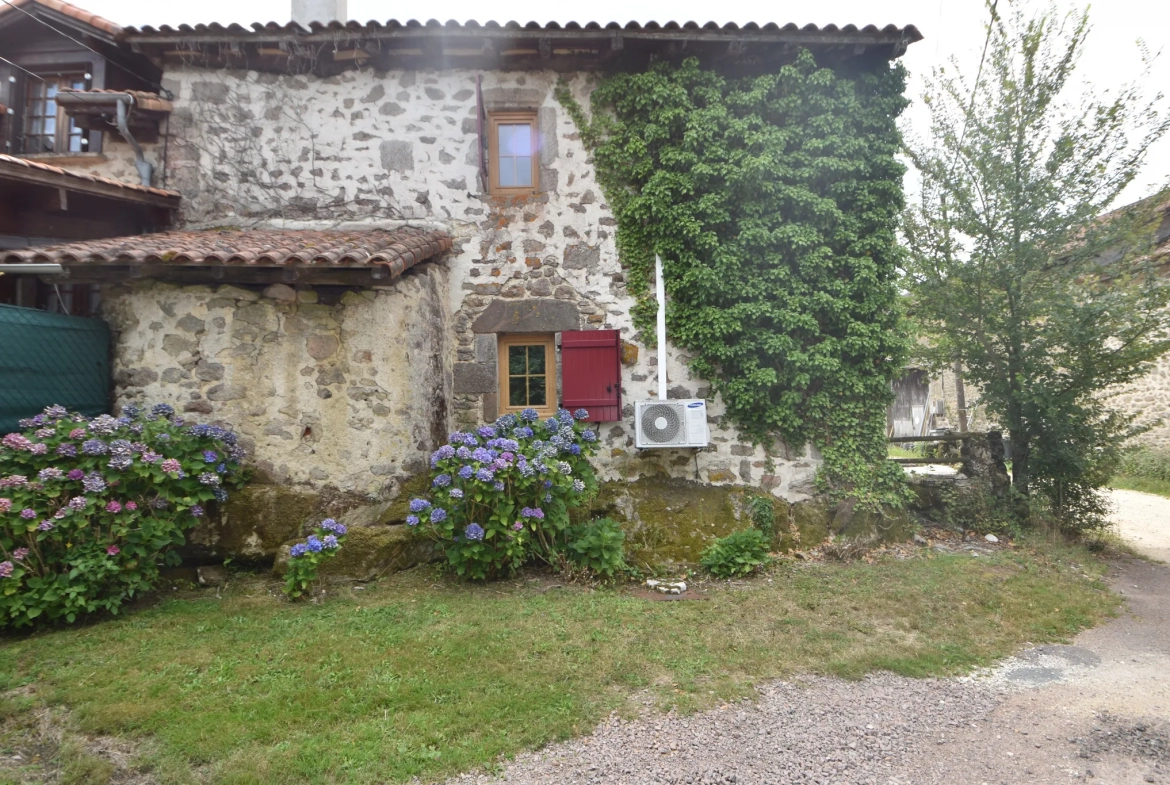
left=1108, top=354, right=1170, bottom=450
left=86, top=64, right=820, bottom=501
left=100, top=265, right=452, bottom=498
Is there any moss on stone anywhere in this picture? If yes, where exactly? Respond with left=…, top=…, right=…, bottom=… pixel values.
left=376, top=473, right=433, bottom=525
left=273, top=525, right=438, bottom=581
left=778, top=498, right=833, bottom=552
left=831, top=499, right=915, bottom=544
left=189, top=484, right=320, bottom=561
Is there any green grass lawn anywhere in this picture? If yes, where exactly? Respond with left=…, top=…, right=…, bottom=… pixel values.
left=1110, top=474, right=1170, bottom=499
left=0, top=544, right=1116, bottom=785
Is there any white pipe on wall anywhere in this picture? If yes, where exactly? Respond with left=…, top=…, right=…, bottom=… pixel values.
left=655, top=253, right=667, bottom=401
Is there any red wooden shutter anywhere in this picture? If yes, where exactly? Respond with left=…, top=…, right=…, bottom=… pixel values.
left=561, top=330, right=621, bottom=422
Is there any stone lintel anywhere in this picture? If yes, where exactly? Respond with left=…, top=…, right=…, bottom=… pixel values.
left=471, top=298, right=580, bottom=334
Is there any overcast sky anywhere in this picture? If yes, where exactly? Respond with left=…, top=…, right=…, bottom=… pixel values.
left=76, top=0, right=1170, bottom=206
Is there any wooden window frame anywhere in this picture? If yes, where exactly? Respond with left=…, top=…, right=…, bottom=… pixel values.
left=497, top=333, right=556, bottom=418
left=487, top=111, right=539, bottom=196
left=23, top=72, right=88, bottom=155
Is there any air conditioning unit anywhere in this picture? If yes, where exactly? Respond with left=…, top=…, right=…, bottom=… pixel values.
left=635, top=399, right=710, bottom=449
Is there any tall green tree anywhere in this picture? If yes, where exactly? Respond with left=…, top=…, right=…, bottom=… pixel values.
left=904, top=2, right=1170, bottom=529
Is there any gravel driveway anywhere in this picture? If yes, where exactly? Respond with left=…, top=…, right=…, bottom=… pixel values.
left=454, top=491, right=1170, bottom=785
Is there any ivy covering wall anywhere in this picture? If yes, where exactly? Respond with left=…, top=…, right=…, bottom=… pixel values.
left=558, top=52, right=911, bottom=502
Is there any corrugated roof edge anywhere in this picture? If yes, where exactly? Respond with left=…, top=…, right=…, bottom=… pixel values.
left=122, top=18, right=922, bottom=43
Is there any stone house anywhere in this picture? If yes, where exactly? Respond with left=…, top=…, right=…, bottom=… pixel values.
left=0, top=0, right=922, bottom=561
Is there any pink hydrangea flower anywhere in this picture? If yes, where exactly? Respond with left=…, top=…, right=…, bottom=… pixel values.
left=125, top=501, right=138, bottom=511
left=0, top=562, right=12, bottom=578
left=1, top=433, right=32, bottom=451
left=106, top=500, right=123, bottom=514
left=106, top=545, right=120, bottom=556
left=29, top=443, right=47, bottom=455
left=12, top=548, right=28, bottom=560
left=0, top=498, right=10, bottom=513
left=69, top=428, right=87, bottom=439
left=160, top=459, right=182, bottom=473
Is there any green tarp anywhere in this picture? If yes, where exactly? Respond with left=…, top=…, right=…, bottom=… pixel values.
left=0, top=304, right=109, bottom=432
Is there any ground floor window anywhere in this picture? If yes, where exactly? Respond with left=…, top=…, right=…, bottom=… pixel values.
left=498, top=333, right=555, bottom=417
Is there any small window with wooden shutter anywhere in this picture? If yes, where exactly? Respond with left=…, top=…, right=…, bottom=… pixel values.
left=498, top=333, right=556, bottom=418
left=561, top=330, right=622, bottom=422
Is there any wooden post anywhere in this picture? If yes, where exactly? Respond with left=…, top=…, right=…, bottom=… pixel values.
left=953, top=360, right=968, bottom=432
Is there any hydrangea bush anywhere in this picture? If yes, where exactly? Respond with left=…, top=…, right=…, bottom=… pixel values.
left=0, top=404, right=247, bottom=628
left=283, top=519, right=348, bottom=599
left=411, top=408, right=600, bottom=580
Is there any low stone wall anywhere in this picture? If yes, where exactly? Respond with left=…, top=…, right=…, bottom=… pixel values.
left=101, top=265, right=453, bottom=500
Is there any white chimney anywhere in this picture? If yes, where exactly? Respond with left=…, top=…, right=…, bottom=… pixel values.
left=292, top=0, right=347, bottom=25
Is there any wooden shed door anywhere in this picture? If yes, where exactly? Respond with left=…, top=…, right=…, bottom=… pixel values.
left=889, top=369, right=930, bottom=438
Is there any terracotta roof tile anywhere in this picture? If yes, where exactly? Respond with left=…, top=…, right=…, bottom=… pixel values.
left=0, top=228, right=454, bottom=280
left=0, top=0, right=122, bottom=36
left=0, top=153, right=179, bottom=200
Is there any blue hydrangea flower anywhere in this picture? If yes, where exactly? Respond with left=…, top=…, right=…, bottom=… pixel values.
left=430, top=444, right=456, bottom=466
left=120, top=404, right=140, bottom=418
left=573, top=479, right=586, bottom=492
left=151, top=403, right=175, bottom=417
left=449, top=488, right=464, bottom=499
left=108, top=455, right=133, bottom=471
left=476, top=468, right=494, bottom=482
left=433, top=474, right=452, bottom=488
left=476, top=425, right=498, bottom=439
left=495, top=413, right=518, bottom=429
left=203, top=450, right=219, bottom=463
left=81, top=472, right=106, bottom=493
left=190, top=504, right=204, bottom=517
left=569, top=444, right=582, bottom=455
left=519, top=462, right=535, bottom=478
left=290, top=542, right=309, bottom=558
left=458, top=465, right=474, bottom=480
left=573, top=408, right=590, bottom=420
left=81, top=439, right=108, bottom=455
left=543, top=479, right=553, bottom=488
left=199, top=472, right=222, bottom=486
left=216, top=463, right=227, bottom=474
left=409, top=498, right=431, bottom=512
left=306, top=536, right=324, bottom=553
left=558, top=461, right=572, bottom=475
left=544, top=492, right=553, bottom=503
left=323, top=534, right=340, bottom=549
left=321, top=519, right=347, bottom=536
left=520, top=408, right=540, bottom=422
left=581, top=429, right=597, bottom=442
left=406, top=514, right=420, bottom=526
left=109, top=439, right=133, bottom=456
left=56, top=443, right=77, bottom=457
left=464, top=523, right=485, bottom=541
left=456, top=446, right=471, bottom=459
left=430, top=507, right=447, bottom=523
left=558, top=409, right=574, bottom=424
left=213, top=488, right=229, bottom=502
left=513, top=426, right=534, bottom=439
left=545, top=417, right=559, bottom=430
left=88, top=414, right=119, bottom=435
left=471, top=447, right=494, bottom=463
left=493, top=481, right=505, bottom=491
left=521, top=507, right=544, bottom=519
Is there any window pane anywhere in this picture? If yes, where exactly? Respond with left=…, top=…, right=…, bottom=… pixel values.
left=508, top=345, right=527, bottom=375
left=44, top=117, right=55, bottom=135
left=527, top=345, right=545, bottom=375
left=502, top=124, right=532, bottom=155
left=28, top=118, right=43, bottom=134
left=71, top=80, right=86, bottom=90
left=498, top=156, right=514, bottom=188
left=513, top=156, right=533, bottom=187
left=46, top=85, right=58, bottom=98
left=509, top=377, right=527, bottom=407
left=529, top=375, right=547, bottom=406
left=68, top=133, right=82, bottom=152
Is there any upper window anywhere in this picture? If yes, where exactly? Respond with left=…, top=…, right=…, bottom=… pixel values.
left=24, top=74, right=88, bottom=154
left=488, top=111, right=538, bottom=195
left=498, top=333, right=555, bottom=417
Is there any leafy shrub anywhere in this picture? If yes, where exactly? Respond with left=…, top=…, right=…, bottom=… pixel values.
left=566, top=517, right=626, bottom=577
left=700, top=529, right=771, bottom=578
left=746, top=495, right=775, bottom=539
left=1118, top=447, right=1170, bottom=482
left=0, top=404, right=246, bottom=628
left=283, top=518, right=347, bottom=599
left=411, top=408, right=600, bottom=580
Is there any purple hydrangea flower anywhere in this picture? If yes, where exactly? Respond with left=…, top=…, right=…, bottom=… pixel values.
left=34, top=427, right=54, bottom=439
left=108, top=456, right=133, bottom=471
left=464, top=522, right=485, bottom=541
left=323, top=534, right=339, bottom=549
left=409, top=498, right=431, bottom=513
left=476, top=468, right=494, bottom=482
left=455, top=446, right=471, bottom=459
left=0, top=498, right=10, bottom=512
left=81, top=439, right=108, bottom=455
left=513, top=521, right=524, bottom=531
left=199, top=472, right=221, bottom=486
left=141, top=451, right=162, bottom=463
left=433, top=474, right=452, bottom=488
left=44, top=404, right=68, bottom=419
left=56, top=443, right=77, bottom=457
left=67, top=469, right=84, bottom=481
left=190, top=505, right=204, bottom=517
left=449, top=488, right=464, bottom=499
left=161, top=459, right=182, bottom=473
left=120, top=403, right=140, bottom=418
left=520, top=408, right=540, bottom=422
left=471, top=447, right=494, bottom=463
left=38, top=468, right=64, bottom=482
left=37, top=520, right=54, bottom=531
left=430, top=445, right=456, bottom=466
left=321, top=519, right=347, bottom=536
left=1, top=433, right=32, bottom=451
left=306, top=536, right=324, bottom=553
left=29, top=443, right=47, bottom=455
left=0, top=562, right=12, bottom=578
left=68, top=496, right=88, bottom=511
left=429, top=507, right=447, bottom=523
left=69, top=428, right=87, bottom=439
left=11, top=547, right=28, bottom=560
left=109, top=439, right=132, bottom=456
left=88, top=414, right=119, bottom=435
left=82, top=472, right=106, bottom=493
left=151, top=403, right=175, bottom=418
left=203, top=450, right=219, bottom=463
left=476, top=426, right=498, bottom=439
left=493, top=481, right=505, bottom=491
left=20, top=508, right=36, bottom=520
left=406, top=515, right=420, bottom=526
left=458, top=465, right=474, bottom=480
left=513, top=427, right=534, bottom=438
left=290, top=542, right=309, bottom=558
left=106, top=500, right=123, bottom=513
left=521, top=507, right=545, bottom=519
left=495, top=413, right=518, bottom=428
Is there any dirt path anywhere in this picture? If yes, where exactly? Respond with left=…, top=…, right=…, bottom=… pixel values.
left=459, top=499, right=1170, bottom=785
